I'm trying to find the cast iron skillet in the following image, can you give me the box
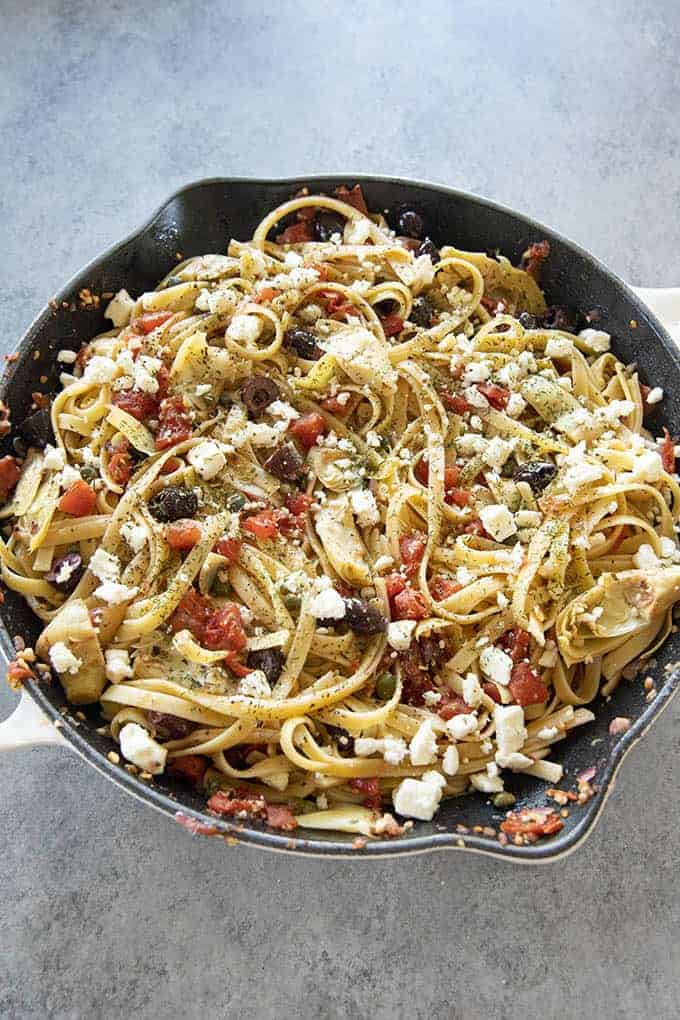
[1,176,679,860]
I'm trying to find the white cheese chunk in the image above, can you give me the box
[409,719,438,766]
[94,581,139,605]
[119,723,167,775]
[227,314,262,343]
[632,543,660,570]
[483,437,514,472]
[349,488,380,527]
[494,704,527,755]
[83,355,118,383]
[105,648,133,683]
[470,771,504,793]
[442,744,460,776]
[462,362,491,385]
[49,641,82,675]
[309,587,346,620]
[239,670,272,699]
[462,672,483,707]
[57,349,77,364]
[579,328,611,352]
[479,504,516,542]
[505,392,526,418]
[387,619,417,651]
[43,444,66,471]
[479,645,513,686]
[646,386,663,405]
[445,713,478,740]
[120,521,147,554]
[187,440,226,480]
[392,771,446,821]
[104,289,135,328]
[88,548,120,583]
[495,750,533,769]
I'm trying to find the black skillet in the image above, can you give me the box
[1,175,679,860]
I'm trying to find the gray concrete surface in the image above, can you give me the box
[1,1,679,1017]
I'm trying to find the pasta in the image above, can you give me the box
[4,184,680,841]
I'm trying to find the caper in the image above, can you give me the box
[282,592,302,611]
[226,493,246,513]
[80,464,98,482]
[492,792,516,808]
[375,673,397,700]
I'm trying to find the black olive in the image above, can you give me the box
[314,212,345,242]
[246,647,285,685]
[374,299,398,316]
[147,711,196,739]
[19,407,54,449]
[513,461,557,493]
[283,328,322,360]
[148,486,199,522]
[263,443,305,481]
[45,552,83,593]
[241,375,280,415]
[417,237,440,262]
[343,597,387,635]
[538,306,582,332]
[12,436,28,458]
[519,312,537,329]
[396,207,425,239]
[409,296,435,328]
[326,725,355,757]
[418,635,447,670]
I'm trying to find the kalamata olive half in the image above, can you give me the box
[417,237,440,262]
[513,461,557,493]
[409,296,435,328]
[263,443,305,481]
[147,711,196,739]
[45,552,83,592]
[246,647,285,685]
[314,212,345,242]
[148,486,199,522]
[283,328,322,360]
[241,374,280,415]
[343,597,387,635]
[519,312,537,329]
[418,635,447,669]
[19,407,54,449]
[396,207,425,239]
[326,725,355,757]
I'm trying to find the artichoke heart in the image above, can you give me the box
[314,494,372,586]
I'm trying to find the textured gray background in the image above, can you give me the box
[1,2,679,1018]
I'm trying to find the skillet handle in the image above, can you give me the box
[632,287,680,340]
[0,689,69,751]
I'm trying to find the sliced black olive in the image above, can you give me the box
[417,237,440,262]
[418,635,447,669]
[519,312,537,329]
[326,725,355,757]
[513,461,557,493]
[45,552,83,593]
[283,328,322,360]
[314,212,345,242]
[246,647,285,686]
[19,407,54,449]
[409,296,435,328]
[374,298,399,316]
[343,597,387,635]
[396,207,425,239]
[147,711,196,739]
[148,486,199,522]
[241,375,280,415]
[263,443,305,481]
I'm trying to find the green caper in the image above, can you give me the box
[282,592,302,611]
[492,792,516,808]
[80,465,98,482]
[375,673,397,700]
[226,493,246,512]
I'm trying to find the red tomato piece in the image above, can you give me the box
[265,804,298,831]
[393,587,429,620]
[385,572,407,600]
[415,457,429,486]
[319,290,356,318]
[463,518,491,539]
[289,412,326,448]
[349,777,381,812]
[203,603,247,652]
[278,492,313,537]
[335,184,369,215]
[380,313,404,337]
[509,662,549,706]
[445,488,471,507]
[277,221,314,244]
[7,658,34,686]
[159,456,182,475]
[132,311,174,334]
[399,531,427,578]
[500,627,531,664]
[207,790,266,818]
[58,479,97,516]
[170,589,212,640]
[477,383,510,410]
[165,519,202,551]
[155,396,193,450]
[482,681,502,703]
[112,388,159,423]
[441,392,471,414]
[242,508,280,541]
[661,427,675,473]
[500,807,564,839]
[255,287,281,303]
[108,443,133,486]
[169,754,208,786]
[437,692,468,720]
[0,455,21,495]
[215,536,242,563]
[429,576,462,601]
[321,394,351,417]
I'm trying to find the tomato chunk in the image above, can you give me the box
[380,313,404,337]
[321,394,351,417]
[385,572,406,600]
[661,427,675,473]
[165,519,202,550]
[169,754,208,786]
[132,311,174,334]
[441,392,471,414]
[108,441,133,486]
[58,479,97,516]
[155,396,193,450]
[203,604,247,653]
[170,589,211,640]
[208,789,266,818]
[278,492,313,536]
[399,531,427,578]
[112,387,158,423]
[500,627,531,664]
[349,777,381,812]
[277,221,314,244]
[476,383,510,410]
[509,662,549,706]
[393,587,429,620]
[215,536,242,563]
[437,692,468,720]
[0,455,22,496]
[255,286,281,303]
[482,681,502,703]
[445,488,471,507]
[463,518,491,539]
[265,804,298,831]
[429,576,461,601]
[500,807,564,839]
[242,508,280,541]
[335,184,369,215]
[289,412,326,448]
[7,658,34,686]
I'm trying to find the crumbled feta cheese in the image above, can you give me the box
[646,386,664,405]
[632,543,660,570]
[462,672,483,707]
[119,723,167,775]
[445,713,478,740]
[201,286,239,316]
[246,422,282,447]
[409,719,438,766]
[227,314,262,344]
[457,435,488,456]
[105,289,135,328]
[470,771,504,793]
[365,430,381,448]
[479,645,513,686]
[442,744,460,776]
[298,303,324,324]
[94,581,139,604]
[105,648,133,683]
[392,771,446,821]
[195,383,212,398]
[387,619,417,651]
[131,354,163,395]
[629,449,664,483]
[537,726,559,741]
[463,385,489,409]
[345,219,372,245]
[660,536,677,559]
[239,670,272,699]
[496,591,509,609]
[54,557,79,584]
[483,436,513,472]
[479,504,516,542]
[495,751,533,769]
[57,349,77,364]
[121,521,147,554]
[422,690,442,706]
[88,548,120,583]
[383,737,408,766]
[49,641,82,675]
[43,444,66,471]
[579,328,611,352]
[505,392,526,418]
[83,355,118,383]
[309,587,346,620]
[59,464,81,489]
[494,704,527,755]
[187,440,226,480]
[545,337,574,359]
[462,362,491,385]
[562,460,603,494]
[349,488,380,527]
[267,400,300,422]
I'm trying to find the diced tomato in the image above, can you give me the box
[58,479,96,516]
[444,466,461,489]
[132,311,174,334]
[265,804,298,831]
[482,681,502,703]
[7,658,34,687]
[393,587,429,620]
[215,536,242,563]
[156,363,170,400]
[445,488,471,507]
[289,411,326,448]
[170,588,212,640]
[349,777,381,812]
[441,391,471,414]
[169,755,208,786]
[0,455,21,496]
[223,654,252,678]
[661,427,676,473]
[160,456,182,475]
[335,184,369,215]
[509,662,549,706]
[437,692,468,720]
[255,287,281,303]
[278,492,313,537]
[277,221,314,244]
[165,519,202,551]
[520,240,550,280]
[321,394,351,417]
[155,396,193,450]
[500,628,531,664]
[203,603,247,652]
[463,518,491,539]
[385,572,406,600]
[429,575,462,601]
[108,442,133,486]
[399,531,427,578]
[380,313,404,337]
[207,789,266,818]
[414,457,429,486]
[500,807,564,839]
[112,387,159,423]
[242,508,280,541]
[319,290,356,318]
[287,492,313,517]
[476,382,510,410]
